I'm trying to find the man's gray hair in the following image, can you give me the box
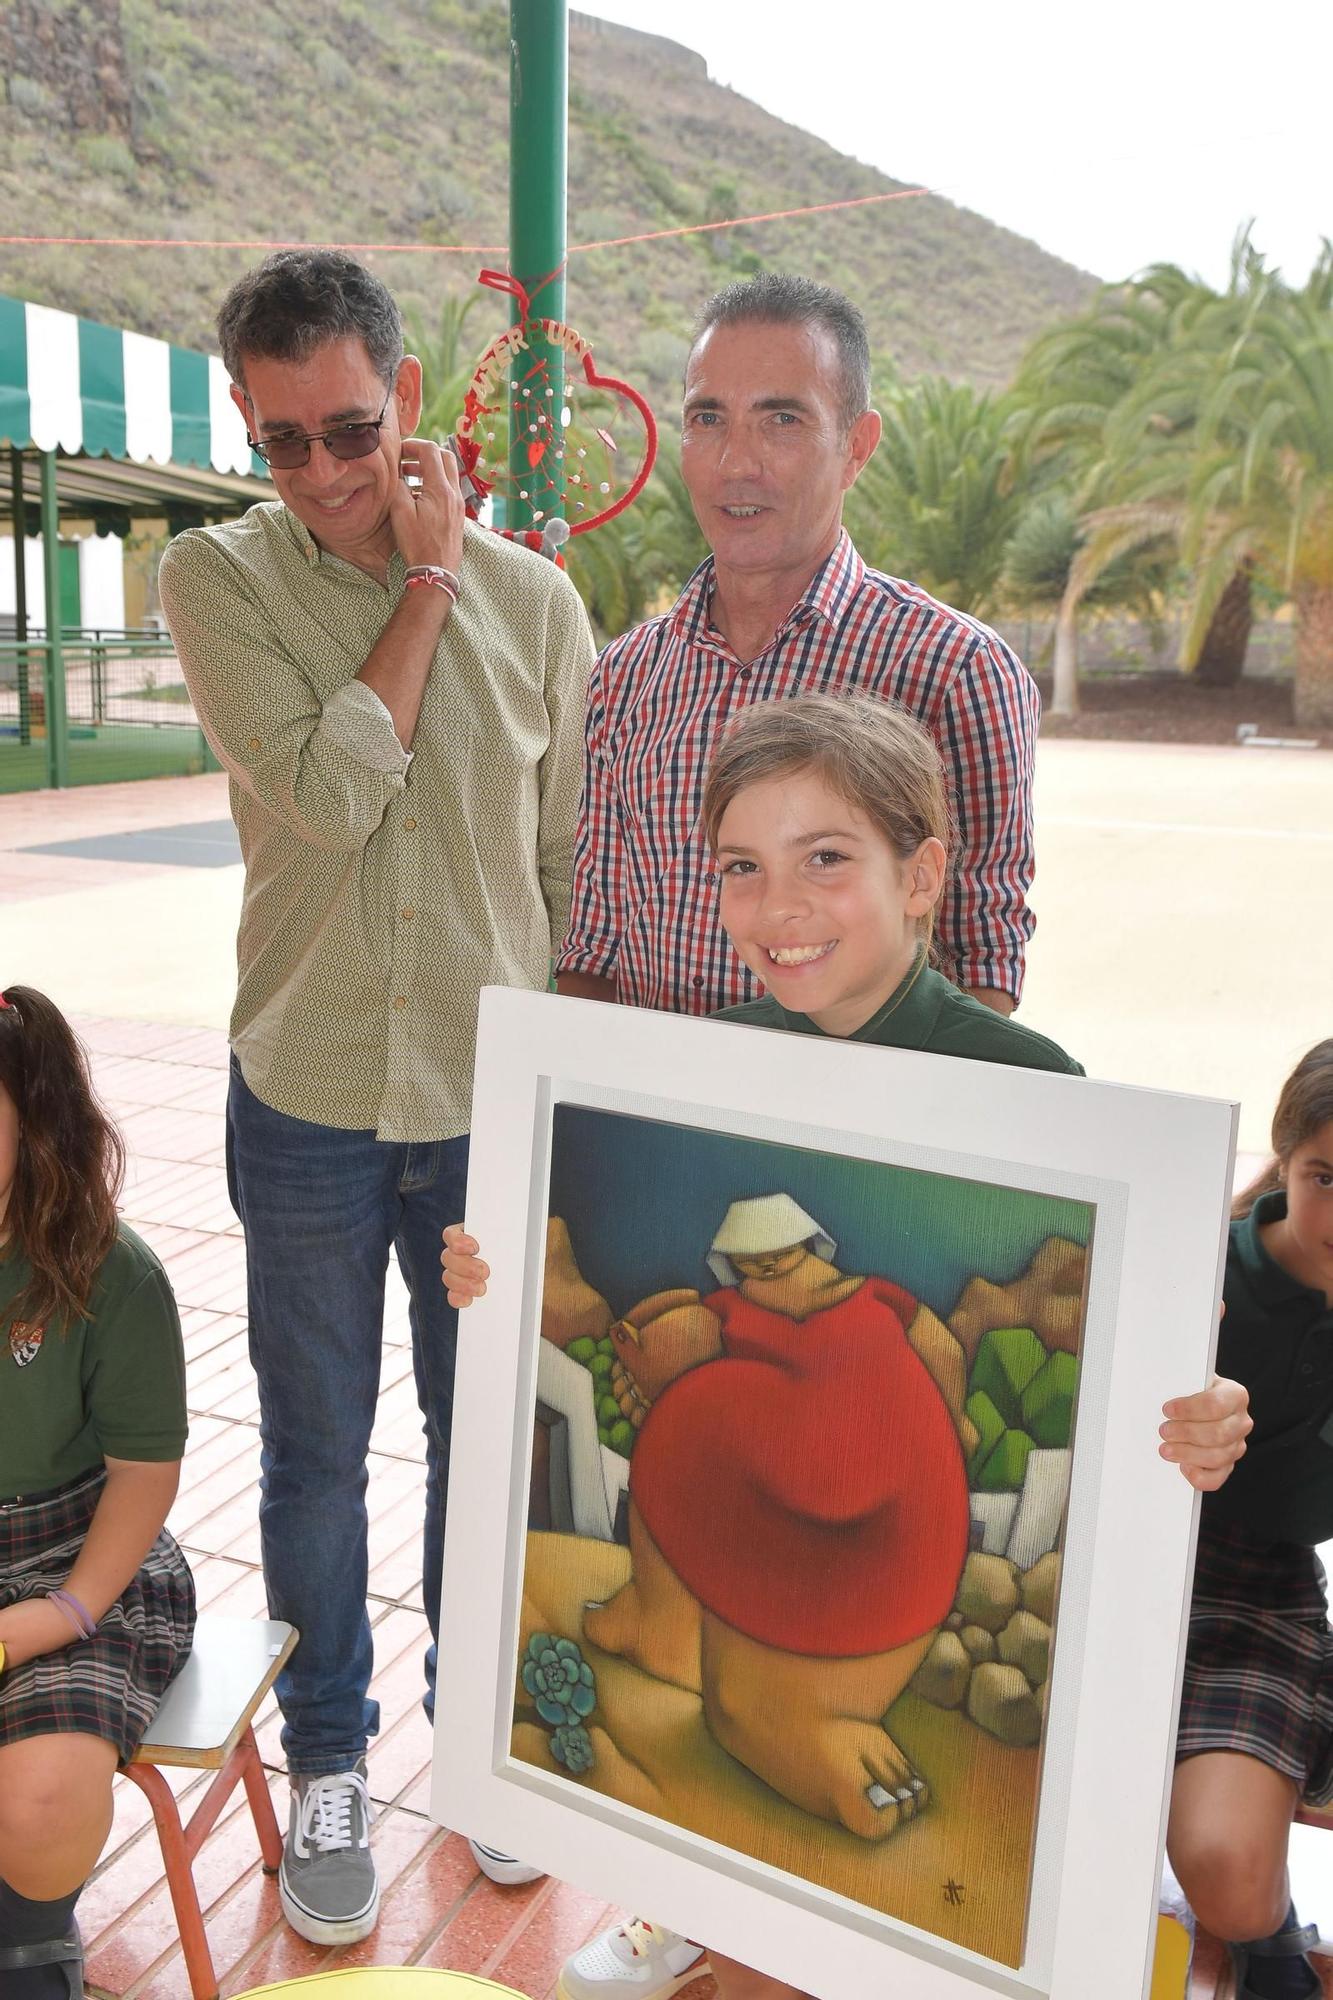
[691,273,872,431]
[217,250,404,392]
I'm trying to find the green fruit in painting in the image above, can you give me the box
[969,1327,1046,1428]
[975,1427,1035,1492]
[598,1394,621,1427]
[597,1425,612,1446]
[608,1420,634,1455]
[965,1389,1006,1464]
[597,1337,616,1356]
[1020,1351,1079,1448]
[589,1352,613,1381]
[567,1337,598,1363]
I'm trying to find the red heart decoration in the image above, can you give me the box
[526,439,547,469]
[564,346,658,536]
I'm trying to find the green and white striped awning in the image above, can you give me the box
[0,293,264,476]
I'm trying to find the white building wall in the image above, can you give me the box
[79,534,126,629]
[0,533,127,628]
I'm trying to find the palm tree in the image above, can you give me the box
[1174,274,1333,725]
[1001,493,1171,710]
[408,290,494,442]
[1009,234,1282,707]
[1064,246,1333,724]
[846,379,1022,618]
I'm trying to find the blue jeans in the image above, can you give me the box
[225,1057,468,1775]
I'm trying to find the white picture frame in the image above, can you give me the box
[432,987,1237,2000]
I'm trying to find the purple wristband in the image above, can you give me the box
[48,1587,97,1640]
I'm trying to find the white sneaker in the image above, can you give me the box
[557,1918,705,1998]
[468,1837,546,1886]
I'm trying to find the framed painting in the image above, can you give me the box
[432,988,1237,2000]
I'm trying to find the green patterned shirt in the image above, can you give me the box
[160,504,595,1142]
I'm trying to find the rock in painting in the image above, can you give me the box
[949,1236,1089,1363]
[954,1552,1020,1634]
[967,1662,1043,1747]
[998,1609,1051,1688]
[541,1217,613,1349]
[910,1629,971,1709]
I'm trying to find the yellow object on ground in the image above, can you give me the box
[1150,1914,1192,2000]
[233,1974,529,1999]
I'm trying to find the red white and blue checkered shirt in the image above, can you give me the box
[555,531,1039,1013]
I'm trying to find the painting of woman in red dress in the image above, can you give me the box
[582,1192,976,1841]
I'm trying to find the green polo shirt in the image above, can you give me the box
[1205,1190,1333,1546]
[0,1224,187,1500]
[718,952,1084,1076]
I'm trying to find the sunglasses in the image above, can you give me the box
[247,391,393,470]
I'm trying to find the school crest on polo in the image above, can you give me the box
[8,1320,44,1367]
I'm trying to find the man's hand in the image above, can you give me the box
[387,438,466,576]
[442,1223,489,1309]
[1159,1374,1252,1492]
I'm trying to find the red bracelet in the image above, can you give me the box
[404,564,459,603]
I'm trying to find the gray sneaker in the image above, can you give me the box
[279,1760,380,1944]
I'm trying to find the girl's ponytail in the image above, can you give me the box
[1232,1040,1333,1220]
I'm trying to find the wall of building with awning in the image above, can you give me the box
[0,293,271,791]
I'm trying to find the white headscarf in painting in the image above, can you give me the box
[706,1193,837,1285]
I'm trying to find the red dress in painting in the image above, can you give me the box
[629,1278,970,1658]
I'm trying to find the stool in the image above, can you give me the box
[234,1975,528,1997]
[119,1614,298,2000]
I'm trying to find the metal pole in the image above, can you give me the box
[508,0,567,534]
[39,450,68,788]
[10,446,30,746]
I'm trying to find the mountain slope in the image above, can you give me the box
[0,0,1095,405]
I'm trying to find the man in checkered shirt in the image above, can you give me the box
[555,271,1038,1023]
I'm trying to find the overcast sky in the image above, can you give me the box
[580,0,1328,291]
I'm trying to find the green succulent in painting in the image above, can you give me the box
[522,1632,597,1728]
[550,1722,596,1774]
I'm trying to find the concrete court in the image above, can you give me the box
[1,735,1329,1153]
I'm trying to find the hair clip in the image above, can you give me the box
[0,993,10,1009]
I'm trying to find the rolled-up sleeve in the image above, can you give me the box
[537,575,597,950]
[555,643,624,981]
[159,530,406,853]
[935,635,1040,1003]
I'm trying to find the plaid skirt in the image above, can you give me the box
[1176,1514,1333,1805]
[0,1468,196,1762]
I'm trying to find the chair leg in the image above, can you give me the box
[120,1763,219,2000]
[238,1726,285,1874]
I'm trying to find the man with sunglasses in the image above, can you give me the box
[158,250,593,1945]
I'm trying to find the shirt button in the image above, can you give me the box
[401,906,415,921]
[704,872,716,885]
[403,816,417,831]
[738,667,752,680]
[692,975,705,990]
[393,995,407,1010]
[248,736,262,751]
